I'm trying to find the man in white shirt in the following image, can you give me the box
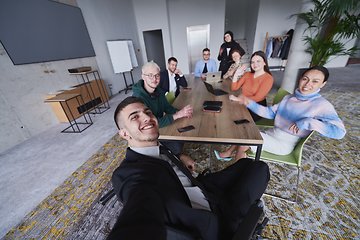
[159,57,188,97]
[108,96,270,240]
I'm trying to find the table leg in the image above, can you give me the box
[255,144,262,161]
[77,95,93,125]
[63,101,81,132]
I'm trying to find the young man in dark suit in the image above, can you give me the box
[107,96,270,240]
[159,57,188,97]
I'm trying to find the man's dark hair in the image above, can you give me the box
[203,48,210,52]
[302,66,329,82]
[114,96,144,130]
[168,57,178,63]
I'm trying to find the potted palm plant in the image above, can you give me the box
[291,0,360,67]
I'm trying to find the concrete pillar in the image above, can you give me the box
[280,0,313,93]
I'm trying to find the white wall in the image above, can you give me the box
[0,0,100,153]
[244,0,260,55]
[325,38,358,68]
[168,0,226,74]
[77,0,143,93]
[225,0,249,39]
[133,0,226,74]
[253,0,302,67]
[132,0,171,72]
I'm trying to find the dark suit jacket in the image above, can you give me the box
[108,148,219,240]
[217,42,245,77]
[159,70,187,97]
[108,148,270,240]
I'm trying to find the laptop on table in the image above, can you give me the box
[205,71,222,83]
[203,81,228,96]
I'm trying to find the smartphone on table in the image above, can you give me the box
[234,119,250,125]
[177,125,195,133]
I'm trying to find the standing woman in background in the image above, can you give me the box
[218,31,245,77]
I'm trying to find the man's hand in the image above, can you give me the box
[200,73,206,80]
[175,69,183,76]
[289,123,300,134]
[173,104,193,121]
[179,154,195,172]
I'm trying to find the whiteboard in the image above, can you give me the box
[107,40,138,73]
[127,41,138,68]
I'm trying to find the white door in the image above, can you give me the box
[187,24,210,74]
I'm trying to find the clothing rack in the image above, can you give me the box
[263,32,289,70]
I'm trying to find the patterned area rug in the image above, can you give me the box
[3,92,359,240]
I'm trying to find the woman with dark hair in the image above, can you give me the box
[229,50,274,122]
[215,66,346,161]
[217,31,245,77]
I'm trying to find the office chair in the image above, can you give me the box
[100,189,268,240]
[255,88,291,128]
[166,91,176,105]
[248,131,314,203]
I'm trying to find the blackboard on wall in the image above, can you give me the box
[107,40,138,74]
[0,0,95,65]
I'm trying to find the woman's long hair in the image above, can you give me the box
[250,51,271,75]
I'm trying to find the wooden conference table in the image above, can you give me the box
[159,75,263,161]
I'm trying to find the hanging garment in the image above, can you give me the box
[271,39,283,58]
[280,29,294,60]
[266,38,273,58]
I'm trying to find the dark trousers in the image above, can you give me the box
[198,159,270,239]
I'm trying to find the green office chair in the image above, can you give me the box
[248,131,314,203]
[166,91,176,105]
[255,88,291,128]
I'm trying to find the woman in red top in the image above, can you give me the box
[229,50,273,122]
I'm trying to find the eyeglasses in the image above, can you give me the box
[144,73,160,79]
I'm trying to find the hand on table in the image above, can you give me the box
[201,73,206,80]
[173,104,193,120]
[229,94,239,101]
[230,94,251,105]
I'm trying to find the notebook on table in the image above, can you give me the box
[203,81,228,96]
